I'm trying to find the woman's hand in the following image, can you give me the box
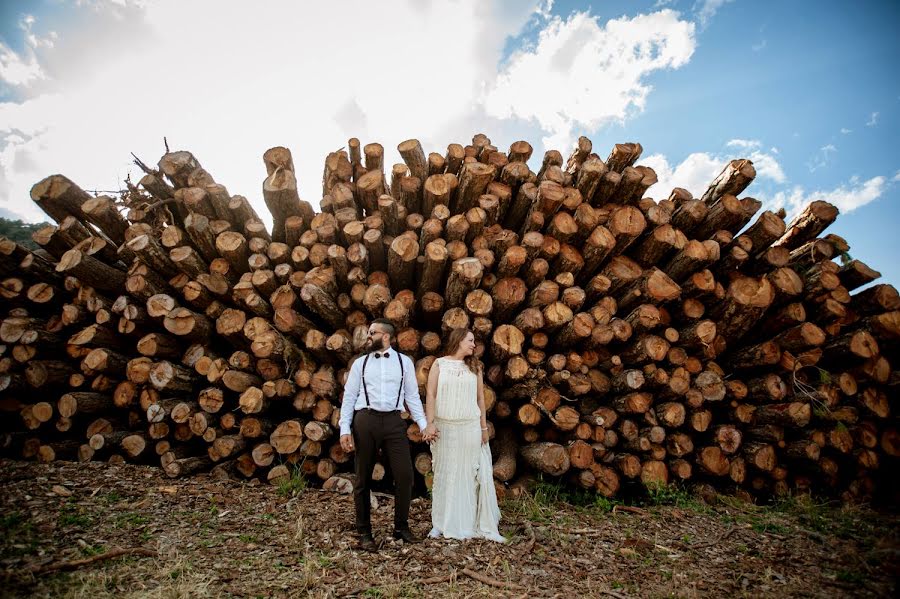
[423,423,439,443]
[481,429,489,445]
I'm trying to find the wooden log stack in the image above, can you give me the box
[1,134,897,506]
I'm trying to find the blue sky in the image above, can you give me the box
[1,0,897,285]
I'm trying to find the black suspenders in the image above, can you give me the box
[360,351,405,409]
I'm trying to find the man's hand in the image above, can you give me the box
[340,434,354,453]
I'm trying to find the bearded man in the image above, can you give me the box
[338,318,430,550]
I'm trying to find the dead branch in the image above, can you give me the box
[462,567,525,590]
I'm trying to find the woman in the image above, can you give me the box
[422,328,505,542]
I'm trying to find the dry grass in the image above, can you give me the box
[13,552,215,599]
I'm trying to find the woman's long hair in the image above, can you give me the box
[443,328,482,375]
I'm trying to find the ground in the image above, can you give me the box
[0,460,897,598]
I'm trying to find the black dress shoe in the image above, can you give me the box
[393,529,421,543]
[357,533,377,551]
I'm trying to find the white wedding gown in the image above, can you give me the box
[429,357,505,542]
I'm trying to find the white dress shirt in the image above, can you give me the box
[339,350,428,436]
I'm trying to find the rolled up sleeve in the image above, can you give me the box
[402,355,428,431]
[339,357,362,436]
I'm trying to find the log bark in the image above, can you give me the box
[773,201,839,250]
[263,167,304,243]
[520,442,570,476]
[699,159,756,206]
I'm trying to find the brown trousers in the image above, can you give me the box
[351,409,414,534]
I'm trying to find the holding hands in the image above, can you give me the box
[422,423,440,443]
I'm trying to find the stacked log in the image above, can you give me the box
[1,135,897,506]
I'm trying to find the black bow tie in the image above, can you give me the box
[373,351,390,359]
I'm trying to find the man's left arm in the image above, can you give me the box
[402,355,428,432]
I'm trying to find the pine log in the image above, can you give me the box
[774,201,839,250]
[699,159,756,206]
[520,442,570,476]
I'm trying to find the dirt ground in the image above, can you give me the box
[1,460,897,598]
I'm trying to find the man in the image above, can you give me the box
[339,318,430,551]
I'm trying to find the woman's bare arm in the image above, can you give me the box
[424,360,440,440]
[477,370,488,443]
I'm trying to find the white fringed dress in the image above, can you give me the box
[428,357,505,542]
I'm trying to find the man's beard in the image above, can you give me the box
[367,337,387,352]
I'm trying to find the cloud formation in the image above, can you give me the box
[725,139,761,150]
[807,144,837,173]
[694,0,735,29]
[768,176,887,217]
[0,15,55,88]
[484,9,695,153]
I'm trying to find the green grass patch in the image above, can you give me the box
[277,466,308,497]
[643,483,715,515]
[315,552,335,569]
[645,483,693,507]
[79,544,107,557]
[502,476,623,524]
[835,569,866,584]
[362,583,420,598]
[0,511,40,558]
[771,495,877,541]
[114,512,149,529]
[102,491,122,504]
[58,505,92,528]
[749,518,790,535]
[1,512,25,531]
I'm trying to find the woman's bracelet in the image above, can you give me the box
[481,427,488,431]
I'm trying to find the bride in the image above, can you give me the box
[422,328,505,542]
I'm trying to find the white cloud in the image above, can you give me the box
[867,111,879,127]
[0,0,545,223]
[751,38,767,52]
[0,15,56,87]
[840,127,852,134]
[726,139,762,150]
[694,0,735,28]
[806,143,837,173]
[535,0,554,19]
[748,149,786,183]
[893,170,900,182]
[767,176,887,218]
[485,9,695,152]
[642,151,725,198]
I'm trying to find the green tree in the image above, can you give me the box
[0,218,50,250]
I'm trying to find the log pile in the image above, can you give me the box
[1,134,897,505]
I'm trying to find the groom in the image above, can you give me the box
[338,318,430,551]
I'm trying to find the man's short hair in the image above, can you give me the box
[370,318,396,340]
